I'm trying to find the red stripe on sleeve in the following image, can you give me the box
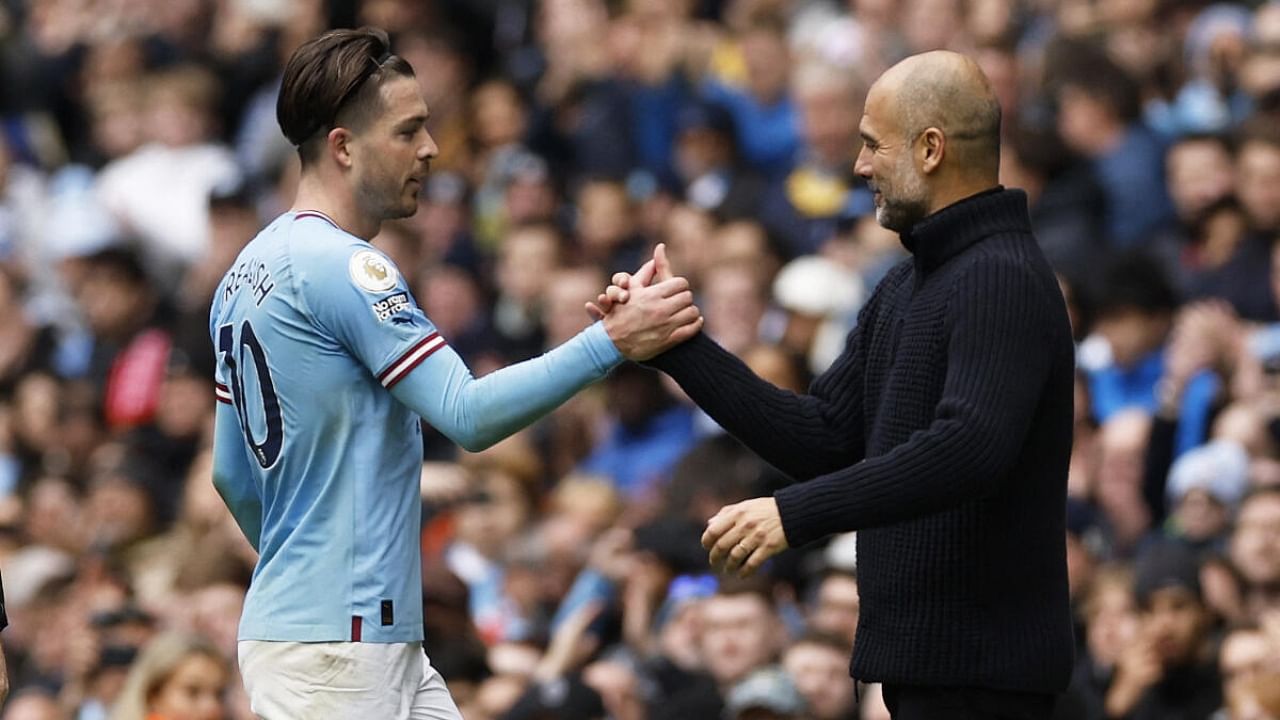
[383,339,446,390]
[376,333,440,383]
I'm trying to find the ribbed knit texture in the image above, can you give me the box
[650,188,1076,693]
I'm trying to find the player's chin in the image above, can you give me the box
[391,190,420,218]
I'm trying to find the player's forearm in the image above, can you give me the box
[212,406,263,550]
[212,470,263,551]
[394,322,623,451]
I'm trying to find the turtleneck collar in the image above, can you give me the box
[898,186,1033,273]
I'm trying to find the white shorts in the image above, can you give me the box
[238,640,462,720]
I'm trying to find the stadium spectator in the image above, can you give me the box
[1230,488,1280,619]
[1104,542,1221,719]
[782,630,857,720]
[109,633,228,720]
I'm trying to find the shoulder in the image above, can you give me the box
[285,216,369,273]
[285,220,407,307]
[866,258,914,301]
[948,241,1063,317]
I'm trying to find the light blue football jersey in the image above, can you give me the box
[210,210,439,643]
[211,210,623,644]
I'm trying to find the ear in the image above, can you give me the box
[328,127,355,169]
[918,127,945,175]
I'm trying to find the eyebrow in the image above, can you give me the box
[396,113,429,129]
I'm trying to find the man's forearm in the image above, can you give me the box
[393,322,623,452]
[648,332,864,480]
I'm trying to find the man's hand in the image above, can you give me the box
[1104,626,1163,718]
[593,244,701,360]
[701,497,789,577]
[587,244,674,319]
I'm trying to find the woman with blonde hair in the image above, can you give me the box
[110,633,228,720]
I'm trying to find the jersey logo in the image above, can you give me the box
[348,250,398,293]
[371,292,411,322]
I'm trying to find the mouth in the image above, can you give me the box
[407,167,430,187]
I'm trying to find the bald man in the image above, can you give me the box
[595,52,1075,719]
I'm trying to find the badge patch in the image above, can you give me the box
[371,292,411,322]
[348,250,398,293]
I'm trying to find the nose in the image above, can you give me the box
[854,145,872,179]
[419,129,439,161]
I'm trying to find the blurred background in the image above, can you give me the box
[0,0,1279,718]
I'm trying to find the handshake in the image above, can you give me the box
[587,243,703,361]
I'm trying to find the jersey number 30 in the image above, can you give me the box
[218,321,284,468]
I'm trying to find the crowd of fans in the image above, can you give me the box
[1,0,1279,718]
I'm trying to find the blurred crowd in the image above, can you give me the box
[1,0,1279,718]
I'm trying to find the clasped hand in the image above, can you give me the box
[586,243,703,361]
[589,252,788,576]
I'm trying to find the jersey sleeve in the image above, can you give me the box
[294,239,443,385]
[208,280,261,549]
[212,401,263,551]
[292,231,623,452]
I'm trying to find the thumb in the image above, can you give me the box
[632,259,657,287]
[654,243,674,282]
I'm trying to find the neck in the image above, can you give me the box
[293,170,380,240]
[926,179,1000,216]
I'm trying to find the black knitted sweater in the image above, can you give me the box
[650,187,1076,693]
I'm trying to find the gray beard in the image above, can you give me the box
[876,196,928,234]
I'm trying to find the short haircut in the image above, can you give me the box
[787,629,852,654]
[277,27,416,165]
[1239,485,1280,511]
[1237,113,1280,153]
[1047,38,1142,123]
[85,247,149,287]
[147,65,220,116]
[1170,132,1234,156]
[1092,251,1179,318]
[714,574,777,609]
[896,62,1002,178]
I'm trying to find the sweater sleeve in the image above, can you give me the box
[773,256,1056,547]
[646,273,894,480]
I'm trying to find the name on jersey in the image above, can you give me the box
[223,261,276,307]
[371,292,411,322]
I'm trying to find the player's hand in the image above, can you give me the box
[587,244,673,319]
[702,497,788,577]
[600,272,702,361]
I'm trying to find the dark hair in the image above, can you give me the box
[1092,252,1179,318]
[85,247,149,286]
[1239,485,1280,511]
[1237,113,1280,153]
[1048,39,1142,124]
[787,629,853,654]
[277,27,416,165]
[714,575,777,608]
[1170,132,1235,157]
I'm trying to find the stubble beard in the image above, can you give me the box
[358,171,420,222]
[875,159,929,234]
